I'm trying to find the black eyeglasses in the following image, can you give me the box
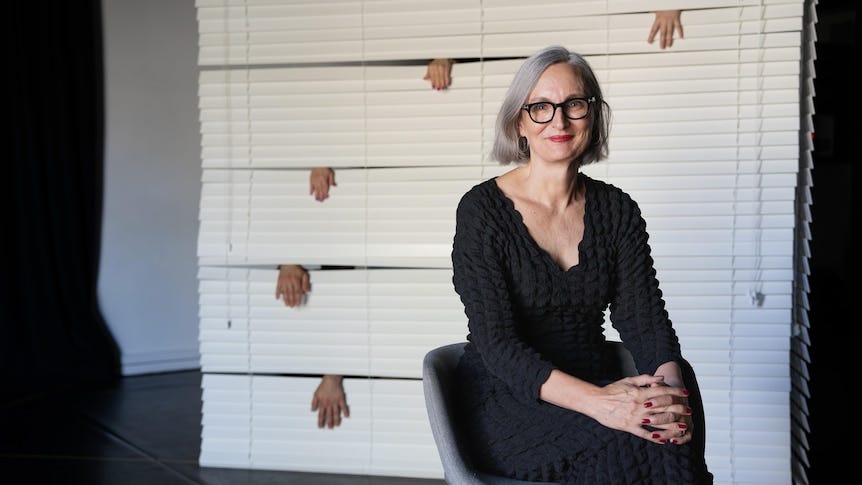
[521,96,596,124]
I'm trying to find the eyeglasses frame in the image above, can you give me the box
[521,96,596,124]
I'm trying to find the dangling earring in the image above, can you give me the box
[518,136,529,156]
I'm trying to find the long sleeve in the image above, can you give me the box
[451,188,555,403]
[450,178,713,484]
[608,192,682,374]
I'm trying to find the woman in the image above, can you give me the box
[451,45,713,484]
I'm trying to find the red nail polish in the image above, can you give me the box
[682,389,689,396]
[686,407,693,414]
[642,418,651,424]
[659,439,667,444]
[671,439,679,444]
[644,402,653,408]
[652,433,661,439]
[678,423,688,429]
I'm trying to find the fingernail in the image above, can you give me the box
[671,439,679,444]
[678,423,688,429]
[682,389,689,396]
[659,439,667,444]
[652,433,660,439]
[686,407,693,414]
[642,418,651,424]
[644,402,653,408]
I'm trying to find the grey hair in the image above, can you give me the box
[490,45,611,168]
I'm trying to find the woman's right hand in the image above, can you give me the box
[592,374,693,445]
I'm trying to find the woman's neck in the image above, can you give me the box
[519,161,579,209]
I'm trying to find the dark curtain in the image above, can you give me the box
[3,0,120,401]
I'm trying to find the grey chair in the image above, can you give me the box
[422,341,637,485]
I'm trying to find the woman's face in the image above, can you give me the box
[518,62,590,166]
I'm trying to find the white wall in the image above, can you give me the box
[99,0,201,374]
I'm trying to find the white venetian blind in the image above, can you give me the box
[195,1,812,483]
[200,374,438,476]
[198,267,466,376]
[790,1,816,483]
[197,1,365,64]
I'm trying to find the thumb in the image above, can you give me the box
[629,374,665,387]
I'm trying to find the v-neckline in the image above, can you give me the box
[491,176,590,274]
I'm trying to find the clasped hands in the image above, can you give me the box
[596,374,693,445]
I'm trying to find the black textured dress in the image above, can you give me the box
[451,175,713,484]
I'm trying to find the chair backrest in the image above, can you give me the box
[422,341,637,485]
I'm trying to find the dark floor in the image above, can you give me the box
[0,370,445,485]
